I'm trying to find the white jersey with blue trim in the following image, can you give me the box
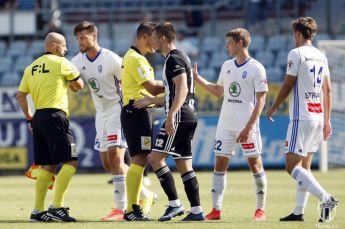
[217,57,268,131]
[286,45,330,121]
[71,48,123,114]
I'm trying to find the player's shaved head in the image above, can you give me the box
[44,32,67,56]
[44,32,65,51]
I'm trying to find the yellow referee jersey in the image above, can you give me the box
[121,47,154,106]
[18,53,79,116]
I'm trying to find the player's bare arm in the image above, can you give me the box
[192,63,223,97]
[142,79,165,96]
[68,77,84,92]
[267,75,296,118]
[322,75,332,140]
[134,92,165,108]
[237,92,266,143]
[166,73,188,136]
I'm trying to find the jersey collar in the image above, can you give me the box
[234,57,251,68]
[131,46,143,56]
[166,49,178,58]
[86,48,102,62]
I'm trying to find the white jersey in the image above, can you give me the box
[71,48,123,114]
[217,58,268,131]
[286,45,330,121]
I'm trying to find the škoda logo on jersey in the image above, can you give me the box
[88,78,100,92]
[229,82,241,97]
[228,82,242,103]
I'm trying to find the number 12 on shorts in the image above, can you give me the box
[214,140,222,151]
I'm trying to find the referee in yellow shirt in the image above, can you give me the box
[121,22,164,221]
[16,32,84,222]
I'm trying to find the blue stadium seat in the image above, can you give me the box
[193,53,209,69]
[249,35,265,53]
[275,51,288,69]
[97,23,111,41]
[0,41,7,57]
[199,68,217,81]
[266,67,284,83]
[266,35,287,52]
[6,41,28,58]
[0,72,21,86]
[314,33,331,42]
[14,56,34,74]
[286,36,295,50]
[202,36,222,55]
[99,37,113,50]
[209,50,229,70]
[255,50,274,68]
[28,40,44,58]
[114,39,133,56]
[0,57,12,75]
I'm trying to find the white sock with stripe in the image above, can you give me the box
[291,166,330,201]
[253,170,267,210]
[293,184,309,215]
[113,174,127,211]
[211,171,226,211]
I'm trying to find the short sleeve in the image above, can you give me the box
[217,61,227,86]
[324,57,330,78]
[111,53,122,81]
[254,64,268,92]
[61,57,80,81]
[18,68,30,93]
[166,55,186,78]
[130,57,154,85]
[286,49,300,77]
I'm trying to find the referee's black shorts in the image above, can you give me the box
[120,100,152,157]
[32,108,77,165]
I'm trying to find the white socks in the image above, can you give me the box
[113,174,127,211]
[140,183,152,198]
[253,170,267,210]
[291,166,330,201]
[294,184,309,215]
[211,171,226,210]
[191,206,203,214]
[169,199,182,208]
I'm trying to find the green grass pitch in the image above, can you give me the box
[0,169,344,229]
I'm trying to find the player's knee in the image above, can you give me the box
[111,155,124,167]
[215,156,229,171]
[102,160,111,172]
[148,153,164,170]
[131,154,148,167]
[148,154,157,168]
[66,160,79,169]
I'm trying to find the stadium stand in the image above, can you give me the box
[0,0,344,88]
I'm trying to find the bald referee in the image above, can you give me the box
[16,32,84,222]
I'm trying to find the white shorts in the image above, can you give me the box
[285,120,323,156]
[94,105,127,152]
[214,128,262,158]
